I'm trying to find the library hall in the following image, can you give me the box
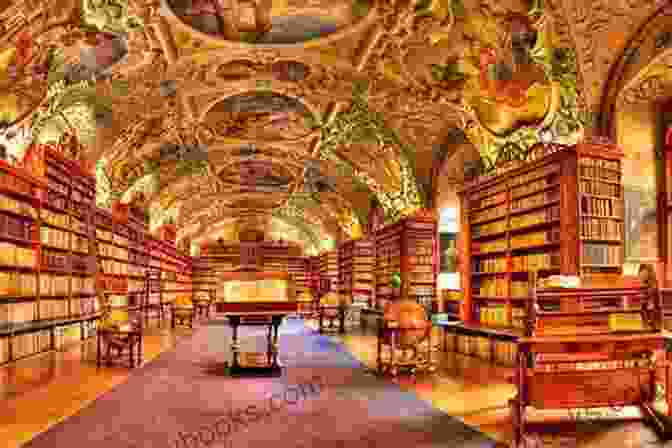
[3,0,672,447]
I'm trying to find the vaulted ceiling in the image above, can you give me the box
[0,0,670,253]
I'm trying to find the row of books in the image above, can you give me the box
[71,234,89,254]
[409,285,434,295]
[409,242,433,256]
[0,338,7,363]
[12,330,51,360]
[475,277,507,297]
[579,179,620,197]
[444,300,460,316]
[510,229,560,249]
[1,213,33,242]
[510,190,559,212]
[509,206,560,229]
[98,242,128,260]
[46,191,67,211]
[511,176,558,199]
[0,167,34,197]
[70,296,98,316]
[579,196,623,217]
[469,191,506,210]
[511,280,530,297]
[39,299,68,319]
[96,229,112,241]
[101,259,128,275]
[409,266,434,281]
[40,274,71,296]
[0,243,35,267]
[0,193,37,219]
[0,301,36,324]
[54,324,82,350]
[579,157,620,181]
[533,359,651,372]
[72,276,95,294]
[40,226,69,250]
[471,206,506,224]
[582,243,623,266]
[473,219,507,237]
[42,209,68,228]
[45,251,93,272]
[580,217,623,240]
[71,188,92,205]
[447,334,518,366]
[71,218,90,236]
[511,251,560,271]
[474,238,507,254]
[0,272,37,296]
[128,252,148,266]
[511,307,525,329]
[510,162,559,188]
[97,275,127,292]
[473,257,506,273]
[476,305,508,326]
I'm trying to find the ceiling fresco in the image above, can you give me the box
[204,91,315,141]
[0,0,664,249]
[165,0,372,44]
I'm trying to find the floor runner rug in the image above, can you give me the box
[23,319,500,448]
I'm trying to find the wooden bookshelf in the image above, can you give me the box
[319,250,339,294]
[288,256,309,297]
[308,255,320,294]
[374,212,437,309]
[338,238,374,307]
[459,142,624,332]
[0,144,100,365]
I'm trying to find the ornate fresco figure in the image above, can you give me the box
[468,14,554,137]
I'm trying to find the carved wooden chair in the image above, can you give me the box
[193,290,214,320]
[172,295,195,328]
[96,295,143,368]
[318,292,348,334]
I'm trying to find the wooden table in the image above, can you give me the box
[220,310,293,377]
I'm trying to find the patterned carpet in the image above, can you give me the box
[23,319,501,448]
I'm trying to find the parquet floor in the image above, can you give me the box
[0,317,667,448]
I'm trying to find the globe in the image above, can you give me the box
[382,299,430,347]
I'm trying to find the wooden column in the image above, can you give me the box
[458,192,472,322]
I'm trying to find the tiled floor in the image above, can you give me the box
[0,317,668,448]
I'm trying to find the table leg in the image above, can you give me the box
[230,317,240,370]
[271,317,281,369]
[339,307,345,334]
[319,308,324,334]
[96,333,101,367]
[138,333,143,366]
[266,323,273,366]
